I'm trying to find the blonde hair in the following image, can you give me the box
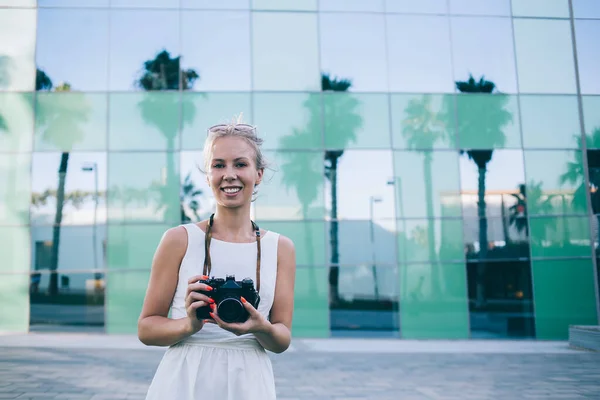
[202,114,269,174]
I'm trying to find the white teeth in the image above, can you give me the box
[224,187,241,193]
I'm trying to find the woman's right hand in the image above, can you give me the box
[184,275,215,334]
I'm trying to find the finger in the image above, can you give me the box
[241,297,259,315]
[187,275,209,285]
[203,319,216,324]
[188,291,214,304]
[186,282,214,296]
[187,300,208,313]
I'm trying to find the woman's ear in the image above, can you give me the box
[256,168,264,186]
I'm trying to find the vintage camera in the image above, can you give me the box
[196,275,260,323]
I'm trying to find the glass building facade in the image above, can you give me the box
[1,0,599,340]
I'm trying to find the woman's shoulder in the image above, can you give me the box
[273,233,295,257]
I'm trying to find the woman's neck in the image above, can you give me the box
[211,206,255,242]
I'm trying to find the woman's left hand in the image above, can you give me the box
[205,297,271,336]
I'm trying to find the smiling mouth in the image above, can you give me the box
[221,187,242,194]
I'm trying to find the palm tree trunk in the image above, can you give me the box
[476,165,488,308]
[501,195,510,245]
[49,152,69,296]
[166,137,177,222]
[423,152,442,297]
[327,153,340,305]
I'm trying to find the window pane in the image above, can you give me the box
[107,152,180,224]
[107,224,170,271]
[0,274,28,333]
[180,151,216,223]
[449,0,511,16]
[328,220,397,266]
[391,94,455,150]
[520,95,580,149]
[39,0,109,6]
[588,150,600,216]
[583,96,600,148]
[0,9,36,91]
[0,92,33,153]
[400,263,469,339]
[292,267,329,338]
[182,0,249,9]
[385,0,447,14]
[256,151,325,220]
[181,11,250,91]
[529,216,591,258]
[451,17,517,93]
[35,93,108,152]
[324,93,390,150]
[467,260,535,338]
[31,153,106,227]
[394,150,461,219]
[511,0,569,18]
[320,13,387,92]
[524,150,588,215]
[398,218,464,263]
[326,150,395,220]
[252,0,316,11]
[460,150,525,219]
[0,227,30,274]
[254,93,322,151]
[109,10,179,91]
[573,0,600,18]
[36,9,109,91]
[108,93,179,151]
[531,258,598,339]
[111,0,178,7]
[0,0,36,5]
[181,92,252,151]
[320,0,383,12]
[456,94,521,149]
[575,20,600,95]
[0,153,31,225]
[105,269,150,334]
[514,19,577,94]
[252,12,319,91]
[387,16,453,93]
[331,264,398,337]
[464,216,530,262]
[30,271,105,329]
[256,220,326,266]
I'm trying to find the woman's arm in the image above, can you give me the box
[137,227,211,347]
[252,235,296,353]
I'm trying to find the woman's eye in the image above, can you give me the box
[212,164,223,169]
[236,163,247,168]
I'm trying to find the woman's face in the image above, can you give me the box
[207,136,263,209]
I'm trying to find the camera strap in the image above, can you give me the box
[203,213,261,292]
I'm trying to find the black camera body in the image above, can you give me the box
[196,275,260,324]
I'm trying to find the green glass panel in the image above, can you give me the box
[253,93,322,150]
[520,95,580,149]
[324,93,390,150]
[393,150,461,219]
[256,220,326,267]
[252,12,320,91]
[253,0,317,10]
[583,96,600,148]
[0,153,31,225]
[292,267,329,338]
[513,19,577,94]
[0,92,33,152]
[107,224,171,270]
[511,0,569,17]
[385,0,447,13]
[255,151,324,220]
[109,92,180,151]
[0,8,36,91]
[398,219,464,263]
[181,92,252,150]
[524,150,588,215]
[391,94,455,150]
[575,20,600,95]
[107,152,180,224]
[0,274,29,333]
[456,94,521,149]
[333,220,397,266]
[0,227,30,274]
[35,92,108,151]
[105,269,150,334]
[529,216,592,258]
[399,263,469,339]
[532,258,598,340]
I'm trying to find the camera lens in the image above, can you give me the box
[217,297,246,323]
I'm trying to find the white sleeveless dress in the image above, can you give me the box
[145,223,280,400]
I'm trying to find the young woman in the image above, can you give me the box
[138,121,297,400]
